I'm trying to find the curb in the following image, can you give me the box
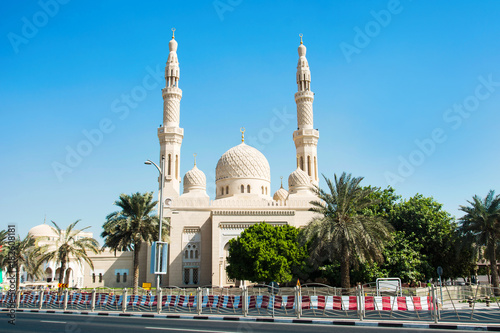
[3,309,500,331]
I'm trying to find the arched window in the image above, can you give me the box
[168,154,172,176]
[190,250,193,259]
[241,185,244,193]
[265,187,268,195]
[247,185,250,193]
[221,187,224,196]
[99,273,103,283]
[185,250,189,259]
[123,273,127,283]
[314,156,317,181]
[175,155,179,179]
[261,186,264,194]
[92,273,96,283]
[225,186,229,195]
[195,250,199,259]
[307,156,311,176]
[116,273,120,283]
[300,156,304,171]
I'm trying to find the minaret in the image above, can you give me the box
[293,34,319,186]
[158,28,184,197]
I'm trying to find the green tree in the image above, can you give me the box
[226,222,307,284]
[382,231,425,283]
[36,221,99,292]
[362,186,401,218]
[301,173,393,289]
[0,234,45,290]
[389,194,456,280]
[459,190,500,293]
[102,192,169,294]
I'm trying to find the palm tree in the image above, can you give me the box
[459,190,500,294]
[0,234,45,290]
[0,230,7,246]
[301,173,393,290]
[36,220,100,292]
[102,192,169,294]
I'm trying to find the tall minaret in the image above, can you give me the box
[293,34,319,186]
[158,28,184,197]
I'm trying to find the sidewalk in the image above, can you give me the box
[3,308,500,331]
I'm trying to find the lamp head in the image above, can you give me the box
[144,161,152,165]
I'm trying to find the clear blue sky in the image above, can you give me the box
[1,0,499,244]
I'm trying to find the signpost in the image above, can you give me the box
[437,266,443,306]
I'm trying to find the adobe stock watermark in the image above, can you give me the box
[7,0,71,54]
[339,0,410,63]
[213,0,242,21]
[51,64,164,182]
[384,74,500,185]
[6,225,17,325]
[245,106,294,152]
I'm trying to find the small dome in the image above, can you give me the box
[183,165,206,190]
[28,224,56,238]
[216,143,270,182]
[288,167,310,188]
[273,187,289,201]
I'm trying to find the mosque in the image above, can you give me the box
[22,32,321,289]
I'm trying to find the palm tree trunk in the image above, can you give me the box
[15,262,20,291]
[133,241,141,295]
[58,258,66,295]
[490,240,499,296]
[340,245,350,292]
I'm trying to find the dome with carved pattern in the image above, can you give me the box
[216,143,270,182]
[273,187,289,201]
[288,167,310,188]
[183,165,206,191]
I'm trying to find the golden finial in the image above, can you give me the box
[193,153,197,166]
[280,176,283,188]
[299,33,303,45]
[240,127,246,143]
[172,28,176,39]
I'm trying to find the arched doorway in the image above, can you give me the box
[45,267,53,282]
[64,268,72,286]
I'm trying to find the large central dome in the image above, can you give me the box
[216,143,271,182]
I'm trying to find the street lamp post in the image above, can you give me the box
[145,156,165,291]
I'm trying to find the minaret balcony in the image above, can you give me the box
[293,128,319,141]
[294,90,314,99]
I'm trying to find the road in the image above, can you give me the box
[0,312,475,333]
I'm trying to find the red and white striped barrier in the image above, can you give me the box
[127,295,157,307]
[201,295,242,309]
[302,296,357,310]
[248,295,295,309]
[161,295,196,308]
[68,293,91,306]
[364,296,434,311]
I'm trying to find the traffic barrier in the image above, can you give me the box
[364,296,434,311]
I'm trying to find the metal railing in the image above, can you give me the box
[2,284,499,323]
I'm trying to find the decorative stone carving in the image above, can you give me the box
[273,187,289,201]
[215,143,270,182]
[288,167,311,188]
[183,165,206,190]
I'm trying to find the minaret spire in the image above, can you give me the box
[158,30,184,197]
[293,34,319,186]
